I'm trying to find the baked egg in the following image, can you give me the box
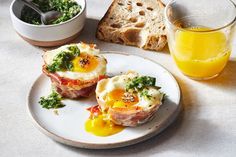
[43,42,107,81]
[96,72,163,109]
[85,72,164,137]
[42,42,107,99]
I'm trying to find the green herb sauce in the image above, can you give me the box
[46,45,80,73]
[39,91,65,109]
[126,76,156,91]
[126,76,162,99]
[21,0,81,25]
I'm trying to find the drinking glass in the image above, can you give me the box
[164,0,236,80]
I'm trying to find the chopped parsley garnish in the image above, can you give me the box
[21,0,81,25]
[126,76,156,91]
[46,45,80,73]
[39,91,65,109]
[126,76,161,99]
[68,44,80,55]
[140,89,152,99]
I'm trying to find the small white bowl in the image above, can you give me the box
[10,0,86,47]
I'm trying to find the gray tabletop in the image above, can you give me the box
[1,0,236,157]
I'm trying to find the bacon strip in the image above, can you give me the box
[108,105,159,127]
[42,65,107,99]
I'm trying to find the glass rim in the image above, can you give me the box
[164,0,236,33]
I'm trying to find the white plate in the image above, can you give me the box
[27,52,181,149]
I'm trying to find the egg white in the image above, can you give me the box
[96,72,164,110]
[43,43,106,80]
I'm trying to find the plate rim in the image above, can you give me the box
[27,51,182,149]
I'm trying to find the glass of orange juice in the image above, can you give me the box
[164,0,236,80]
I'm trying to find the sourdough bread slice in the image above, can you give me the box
[96,0,167,51]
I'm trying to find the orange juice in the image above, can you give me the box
[170,27,230,79]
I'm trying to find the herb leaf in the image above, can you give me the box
[140,89,152,99]
[161,93,167,103]
[68,45,80,56]
[39,92,65,109]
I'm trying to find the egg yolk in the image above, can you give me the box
[85,105,124,137]
[106,89,139,108]
[72,53,98,72]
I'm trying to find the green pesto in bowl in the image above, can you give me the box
[20,0,81,25]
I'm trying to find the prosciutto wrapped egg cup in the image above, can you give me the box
[95,72,164,127]
[42,43,107,99]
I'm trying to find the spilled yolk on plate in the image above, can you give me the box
[85,89,140,137]
[85,105,124,137]
[72,53,98,73]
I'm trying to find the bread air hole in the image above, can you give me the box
[118,2,124,6]
[118,37,124,44]
[135,22,145,28]
[129,17,137,23]
[124,29,140,43]
[110,23,121,28]
[139,11,145,16]
[147,7,153,11]
[136,2,143,6]
[158,26,166,30]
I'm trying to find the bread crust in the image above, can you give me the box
[96,0,167,51]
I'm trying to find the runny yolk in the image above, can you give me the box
[85,105,124,137]
[72,53,98,73]
[106,89,139,108]
[85,90,138,137]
